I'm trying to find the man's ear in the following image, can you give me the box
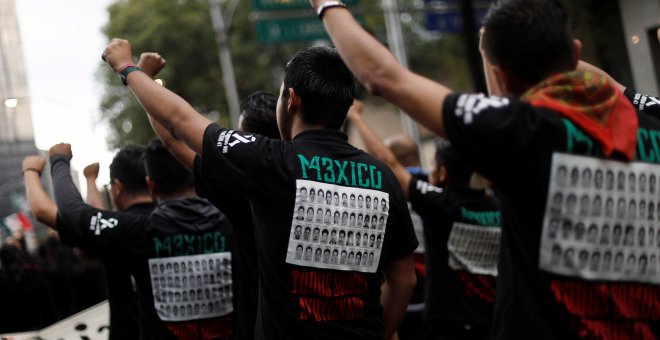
[113,178,124,196]
[287,88,301,115]
[491,65,512,95]
[146,176,157,195]
[571,39,583,70]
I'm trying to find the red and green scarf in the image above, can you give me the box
[521,70,638,160]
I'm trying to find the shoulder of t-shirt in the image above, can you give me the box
[442,92,563,124]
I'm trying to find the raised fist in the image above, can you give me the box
[22,155,47,174]
[48,143,73,160]
[138,52,167,79]
[83,162,100,179]
[102,38,135,73]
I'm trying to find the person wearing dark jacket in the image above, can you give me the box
[49,138,235,340]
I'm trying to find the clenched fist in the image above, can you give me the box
[102,38,135,73]
[48,143,73,160]
[83,162,100,180]
[22,155,47,174]
[138,52,166,79]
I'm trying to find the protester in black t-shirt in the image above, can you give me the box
[139,51,280,339]
[49,139,235,340]
[101,41,418,339]
[22,150,151,340]
[349,101,501,339]
[312,0,660,338]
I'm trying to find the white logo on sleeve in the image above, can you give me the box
[216,130,256,154]
[416,180,443,195]
[633,94,660,111]
[455,94,510,124]
[89,212,118,235]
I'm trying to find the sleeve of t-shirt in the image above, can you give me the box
[623,88,660,116]
[193,155,210,199]
[55,214,85,249]
[407,179,446,217]
[383,175,419,263]
[442,93,558,181]
[199,123,291,197]
[50,156,146,255]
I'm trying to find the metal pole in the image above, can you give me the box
[209,0,241,129]
[381,0,422,152]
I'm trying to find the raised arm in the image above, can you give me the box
[102,40,212,154]
[381,254,416,340]
[311,3,451,137]
[137,52,196,171]
[83,162,107,210]
[49,144,90,228]
[22,156,57,227]
[347,101,412,197]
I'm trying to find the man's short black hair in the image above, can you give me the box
[482,0,574,88]
[143,138,194,195]
[283,46,356,129]
[240,91,280,139]
[435,138,471,186]
[110,145,149,195]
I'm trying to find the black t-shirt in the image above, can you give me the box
[443,93,660,339]
[51,156,235,340]
[56,199,153,340]
[624,88,660,117]
[408,179,501,330]
[198,124,418,339]
[193,156,258,340]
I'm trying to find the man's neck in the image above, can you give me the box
[156,187,198,203]
[290,116,328,139]
[122,195,153,210]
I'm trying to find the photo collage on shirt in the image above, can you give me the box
[150,252,233,322]
[447,222,501,276]
[285,179,390,273]
[540,153,660,283]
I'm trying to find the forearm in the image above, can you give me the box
[125,70,211,154]
[381,254,416,339]
[50,156,89,226]
[351,115,412,196]
[321,9,450,136]
[23,172,58,227]
[85,178,106,210]
[147,114,195,172]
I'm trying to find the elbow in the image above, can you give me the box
[33,207,57,228]
[360,60,405,99]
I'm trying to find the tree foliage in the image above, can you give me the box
[99,0,476,148]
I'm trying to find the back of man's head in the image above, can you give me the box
[482,0,574,89]
[283,46,356,129]
[239,91,280,139]
[143,138,194,196]
[384,133,421,167]
[435,139,471,186]
[110,145,149,196]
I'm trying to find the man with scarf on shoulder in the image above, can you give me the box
[310,0,660,338]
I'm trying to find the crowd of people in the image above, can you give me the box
[2,0,660,338]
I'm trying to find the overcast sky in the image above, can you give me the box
[16,0,116,185]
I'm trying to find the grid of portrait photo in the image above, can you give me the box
[447,222,501,276]
[540,153,660,283]
[149,252,233,322]
[285,180,389,273]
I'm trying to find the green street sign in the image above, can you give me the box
[252,0,357,11]
[256,14,364,44]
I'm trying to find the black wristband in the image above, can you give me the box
[23,168,41,176]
